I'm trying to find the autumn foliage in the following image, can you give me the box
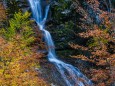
[0,0,114,86]
[69,0,115,85]
[0,8,47,85]
[0,2,7,26]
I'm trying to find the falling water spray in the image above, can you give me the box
[28,0,93,86]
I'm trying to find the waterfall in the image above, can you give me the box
[28,0,93,86]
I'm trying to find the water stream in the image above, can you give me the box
[28,0,93,86]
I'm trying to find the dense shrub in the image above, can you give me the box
[0,11,48,86]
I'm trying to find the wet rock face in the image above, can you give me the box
[46,0,76,50]
[17,0,30,12]
[18,0,52,18]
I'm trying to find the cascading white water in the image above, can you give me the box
[28,0,93,86]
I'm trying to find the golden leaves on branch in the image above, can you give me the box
[71,55,89,61]
[0,11,48,85]
[0,35,47,86]
[69,42,88,50]
[91,69,109,83]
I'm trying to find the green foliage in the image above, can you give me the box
[56,21,74,37]
[53,21,74,48]
[0,11,35,45]
[87,28,109,48]
[51,0,73,22]
[87,37,108,48]
[0,10,47,86]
